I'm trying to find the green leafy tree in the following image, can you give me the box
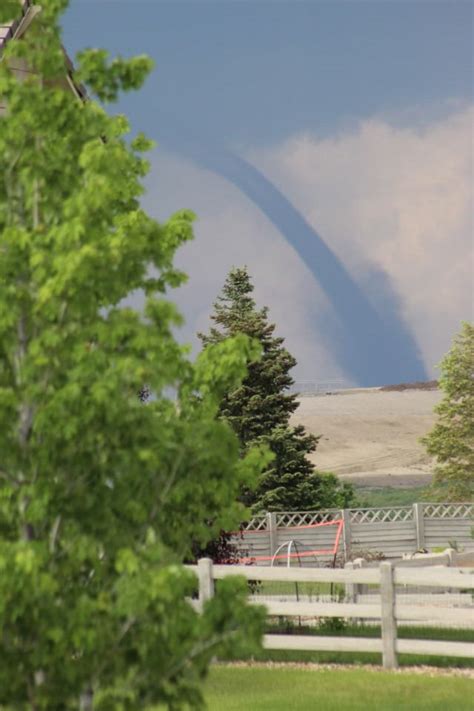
[199,267,354,513]
[421,322,474,501]
[0,2,269,707]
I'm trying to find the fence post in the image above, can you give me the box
[446,548,456,567]
[380,561,398,669]
[342,508,352,561]
[198,558,214,608]
[413,503,425,550]
[352,558,368,599]
[267,512,278,557]
[344,561,355,603]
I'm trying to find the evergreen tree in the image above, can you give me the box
[421,322,474,501]
[200,267,354,512]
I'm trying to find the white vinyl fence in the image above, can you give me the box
[233,503,473,564]
[188,558,474,669]
[345,548,474,626]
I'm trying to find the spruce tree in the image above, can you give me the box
[200,267,354,512]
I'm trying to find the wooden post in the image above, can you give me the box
[267,512,278,557]
[352,558,368,599]
[446,548,456,567]
[413,503,425,550]
[351,558,368,623]
[380,561,398,669]
[342,509,352,561]
[344,561,355,603]
[198,558,214,608]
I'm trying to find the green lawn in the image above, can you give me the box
[204,666,474,711]
[264,622,474,644]
[353,486,428,508]
[239,623,474,669]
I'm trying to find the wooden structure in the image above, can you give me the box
[188,557,474,670]
[0,1,39,53]
[0,1,85,116]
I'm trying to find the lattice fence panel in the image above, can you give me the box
[241,515,267,532]
[275,510,340,528]
[423,503,473,520]
[240,503,473,560]
[350,507,414,524]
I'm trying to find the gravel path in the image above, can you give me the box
[217,661,474,678]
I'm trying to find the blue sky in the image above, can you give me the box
[63,1,473,385]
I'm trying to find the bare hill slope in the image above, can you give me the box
[291,386,442,488]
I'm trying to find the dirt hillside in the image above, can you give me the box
[291,385,442,488]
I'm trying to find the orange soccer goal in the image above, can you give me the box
[236,517,344,567]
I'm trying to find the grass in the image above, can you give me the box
[203,666,474,710]
[234,623,474,669]
[353,486,428,508]
[265,622,474,643]
[234,649,474,669]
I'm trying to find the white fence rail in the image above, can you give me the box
[345,548,474,618]
[234,502,473,564]
[188,558,474,669]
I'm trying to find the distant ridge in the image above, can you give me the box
[292,380,439,396]
[380,380,439,392]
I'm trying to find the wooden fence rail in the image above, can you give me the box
[345,548,474,603]
[187,559,474,670]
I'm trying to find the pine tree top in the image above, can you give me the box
[199,266,299,440]
[200,266,273,344]
[201,266,279,341]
